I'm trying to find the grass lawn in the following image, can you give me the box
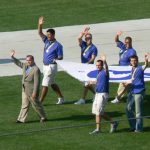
[0,0,150,31]
[0,72,149,150]
[0,0,150,149]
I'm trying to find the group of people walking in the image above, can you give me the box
[11,16,149,134]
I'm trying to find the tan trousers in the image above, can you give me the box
[117,83,130,100]
[17,91,46,122]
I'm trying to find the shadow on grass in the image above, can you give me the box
[143,95,150,116]
[144,126,150,132]
[118,126,150,133]
[49,114,93,122]
[27,111,124,123]
[106,111,124,118]
[64,99,93,105]
[27,115,93,123]
[42,99,93,106]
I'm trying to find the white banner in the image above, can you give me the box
[57,60,150,83]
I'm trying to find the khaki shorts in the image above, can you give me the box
[92,93,108,115]
[42,64,57,86]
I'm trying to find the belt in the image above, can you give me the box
[44,62,57,66]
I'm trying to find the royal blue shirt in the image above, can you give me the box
[117,41,136,66]
[95,69,109,93]
[80,41,98,64]
[131,66,145,94]
[43,37,63,65]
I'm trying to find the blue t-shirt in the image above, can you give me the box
[95,69,109,93]
[131,66,145,94]
[43,37,63,65]
[80,41,98,64]
[117,41,136,66]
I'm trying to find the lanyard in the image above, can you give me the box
[83,45,91,55]
[120,50,127,59]
[96,70,102,80]
[131,67,137,80]
[45,42,55,53]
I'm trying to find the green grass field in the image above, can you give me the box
[0,0,150,149]
[0,0,150,31]
[0,72,149,150]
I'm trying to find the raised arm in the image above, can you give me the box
[38,16,46,39]
[100,54,108,74]
[78,27,90,45]
[10,50,24,68]
[142,53,149,70]
[115,31,122,43]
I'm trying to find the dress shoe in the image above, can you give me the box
[16,120,24,123]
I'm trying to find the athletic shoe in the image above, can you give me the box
[110,122,119,133]
[56,98,65,105]
[111,98,120,104]
[74,99,85,105]
[40,118,48,123]
[134,130,142,133]
[89,129,100,135]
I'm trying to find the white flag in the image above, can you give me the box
[57,60,150,83]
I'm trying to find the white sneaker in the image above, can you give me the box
[110,122,119,133]
[111,98,120,104]
[74,99,85,105]
[89,129,100,135]
[56,98,65,105]
[134,130,142,133]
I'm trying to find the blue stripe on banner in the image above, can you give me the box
[144,73,150,75]
[87,70,131,78]
[110,75,131,80]
[87,70,132,81]
[87,69,150,81]
[109,70,131,74]
[87,70,98,78]
[144,73,150,78]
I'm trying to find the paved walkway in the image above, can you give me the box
[0,18,150,76]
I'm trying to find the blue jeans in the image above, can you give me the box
[126,92,144,131]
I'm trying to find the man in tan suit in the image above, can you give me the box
[11,50,47,123]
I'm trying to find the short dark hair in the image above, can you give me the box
[26,55,34,61]
[85,33,92,39]
[130,55,138,61]
[97,59,103,66]
[125,36,132,42]
[46,28,55,35]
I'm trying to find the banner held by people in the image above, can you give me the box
[57,60,150,83]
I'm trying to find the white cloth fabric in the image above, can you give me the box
[57,60,150,83]
[92,93,108,115]
[42,64,57,86]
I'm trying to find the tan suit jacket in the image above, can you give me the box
[12,56,41,97]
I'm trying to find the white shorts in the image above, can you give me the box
[92,93,108,115]
[42,64,57,86]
